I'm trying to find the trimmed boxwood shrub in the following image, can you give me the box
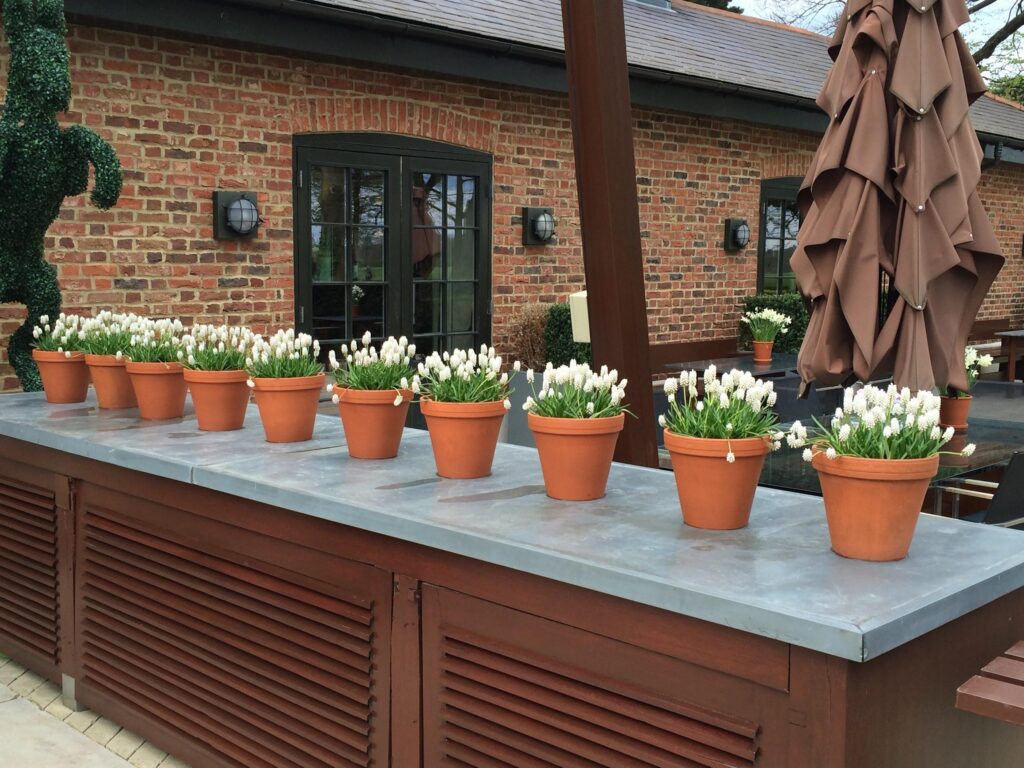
[738,293,808,355]
[544,303,592,366]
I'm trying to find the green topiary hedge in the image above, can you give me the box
[738,293,808,355]
[1,0,123,390]
[544,302,592,366]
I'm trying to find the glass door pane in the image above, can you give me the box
[309,163,389,350]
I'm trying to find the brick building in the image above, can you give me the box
[2,0,1023,389]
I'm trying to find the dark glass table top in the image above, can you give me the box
[663,353,798,379]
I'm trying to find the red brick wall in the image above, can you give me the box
[0,21,1022,390]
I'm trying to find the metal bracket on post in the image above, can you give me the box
[61,674,85,712]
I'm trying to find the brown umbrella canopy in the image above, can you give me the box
[792,0,1003,394]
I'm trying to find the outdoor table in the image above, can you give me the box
[1,391,1023,766]
[997,329,1024,381]
[757,417,1022,499]
[663,352,798,379]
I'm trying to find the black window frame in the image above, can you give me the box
[757,177,803,295]
[293,133,493,355]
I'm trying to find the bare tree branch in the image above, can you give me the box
[968,0,1002,15]
[973,9,1024,64]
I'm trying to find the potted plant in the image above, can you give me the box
[182,324,255,431]
[414,345,518,478]
[81,311,138,410]
[247,329,325,443]
[940,346,993,431]
[30,313,90,403]
[523,361,627,500]
[351,284,365,318]
[788,385,975,561]
[741,308,791,363]
[124,317,187,420]
[329,333,414,459]
[661,366,783,529]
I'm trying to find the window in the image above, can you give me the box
[294,135,492,358]
[758,178,802,294]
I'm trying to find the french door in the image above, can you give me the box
[294,135,492,358]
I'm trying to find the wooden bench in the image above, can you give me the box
[956,642,1024,727]
[649,337,739,377]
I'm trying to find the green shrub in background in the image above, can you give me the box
[738,293,808,355]
[544,303,592,366]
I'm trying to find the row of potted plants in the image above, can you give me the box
[31,313,975,563]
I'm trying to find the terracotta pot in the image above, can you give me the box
[84,354,137,410]
[126,361,187,421]
[335,387,413,459]
[183,369,250,432]
[939,394,972,431]
[528,412,624,501]
[752,340,774,364]
[421,399,507,478]
[32,350,90,404]
[252,374,325,443]
[812,452,939,562]
[664,431,769,530]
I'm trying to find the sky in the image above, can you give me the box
[737,1,1015,75]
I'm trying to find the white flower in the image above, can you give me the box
[513,360,521,372]
[726,451,736,464]
[522,396,535,411]
[838,424,851,442]
[825,447,837,460]
[695,401,704,412]
[503,398,511,411]
[332,393,340,404]
[658,414,667,427]
[962,443,976,457]
[526,368,535,383]
[802,448,813,462]
[246,378,255,388]
[393,393,404,407]
[943,426,955,443]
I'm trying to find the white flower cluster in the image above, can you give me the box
[329,331,414,372]
[413,345,519,407]
[522,361,625,414]
[32,313,86,356]
[182,324,255,368]
[80,311,140,357]
[664,365,779,412]
[127,317,185,355]
[787,384,975,460]
[741,308,792,341]
[249,328,319,366]
[965,345,994,371]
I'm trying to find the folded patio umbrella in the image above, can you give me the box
[792,0,1003,394]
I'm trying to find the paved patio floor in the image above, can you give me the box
[0,653,188,768]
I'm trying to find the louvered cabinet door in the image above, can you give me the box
[75,485,392,768]
[422,585,794,768]
[0,460,61,681]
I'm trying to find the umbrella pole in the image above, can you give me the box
[560,0,658,468]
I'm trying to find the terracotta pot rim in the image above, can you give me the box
[183,368,248,383]
[663,430,771,458]
[528,411,625,436]
[334,387,413,404]
[940,394,973,402]
[125,360,184,374]
[32,349,86,362]
[251,373,325,392]
[812,451,939,481]
[420,398,507,418]
[84,354,127,367]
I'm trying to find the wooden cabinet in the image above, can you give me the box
[73,483,393,768]
[421,585,802,767]
[0,459,63,683]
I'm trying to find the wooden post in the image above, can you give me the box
[560,0,657,467]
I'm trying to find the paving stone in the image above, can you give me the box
[158,756,191,768]
[0,682,15,704]
[128,742,168,768]
[84,716,122,746]
[0,659,27,684]
[9,670,47,697]
[27,680,62,709]
[45,696,76,720]
[0,697,131,767]
[65,708,101,732]
[108,728,145,759]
